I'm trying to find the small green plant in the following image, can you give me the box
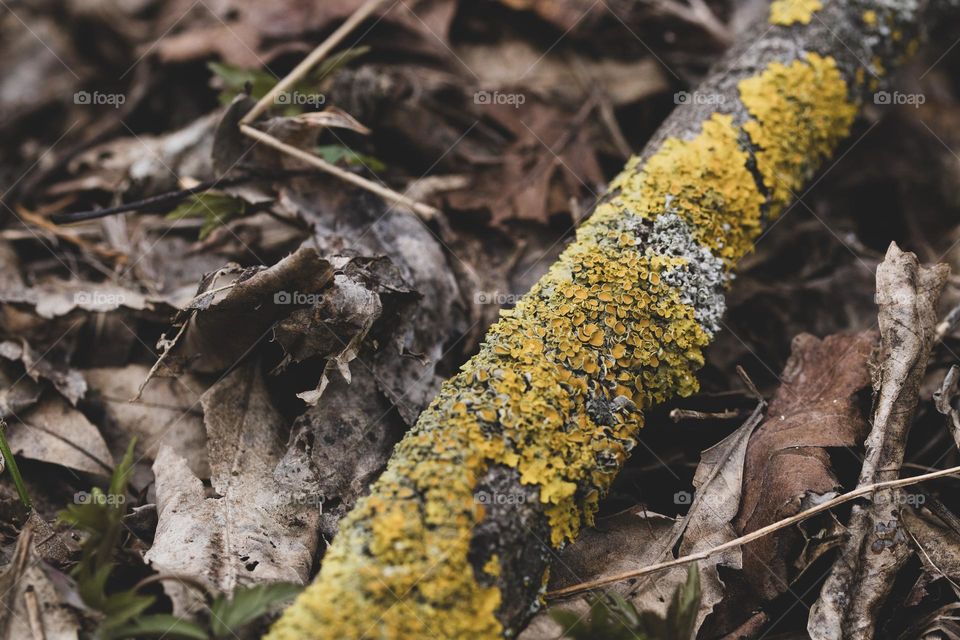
[551,565,701,640]
[0,419,31,508]
[60,439,303,639]
[315,144,386,172]
[208,47,369,108]
[165,193,248,240]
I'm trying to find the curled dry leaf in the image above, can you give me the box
[145,363,319,616]
[733,331,877,601]
[7,393,113,476]
[0,339,86,406]
[159,248,334,375]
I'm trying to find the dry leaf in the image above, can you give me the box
[734,331,877,600]
[7,393,113,476]
[145,363,320,615]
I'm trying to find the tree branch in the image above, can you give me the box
[267,1,957,638]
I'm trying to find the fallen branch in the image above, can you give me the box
[267,2,954,638]
[546,463,960,598]
[808,244,949,640]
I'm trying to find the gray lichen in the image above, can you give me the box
[642,213,728,336]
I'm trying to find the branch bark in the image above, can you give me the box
[808,244,949,640]
[268,2,957,638]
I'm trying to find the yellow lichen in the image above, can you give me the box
[266,51,859,640]
[863,9,878,26]
[739,53,858,214]
[769,0,822,25]
[609,113,765,265]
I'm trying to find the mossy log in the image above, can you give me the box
[268,1,953,638]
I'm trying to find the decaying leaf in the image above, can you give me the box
[734,331,877,600]
[85,365,209,479]
[159,248,335,375]
[145,363,320,615]
[7,393,113,476]
[0,338,86,406]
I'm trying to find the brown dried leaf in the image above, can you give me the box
[734,331,877,600]
[7,393,113,476]
[86,365,209,480]
[145,363,320,616]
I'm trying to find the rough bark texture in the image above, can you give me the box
[267,2,956,638]
[808,244,949,640]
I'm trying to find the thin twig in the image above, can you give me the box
[240,0,387,125]
[546,463,960,599]
[50,170,309,224]
[239,124,440,220]
[669,407,741,422]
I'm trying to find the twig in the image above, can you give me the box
[50,170,309,224]
[239,124,440,220]
[736,365,764,403]
[809,245,948,640]
[936,301,960,343]
[239,0,387,125]
[669,407,741,422]
[16,206,127,262]
[546,463,960,599]
[24,587,44,640]
[0,420,32,509]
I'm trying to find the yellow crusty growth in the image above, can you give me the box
[266,54,857,640]
[611,113,765,265]
[739,53,858,213]
[769,0,822,25]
